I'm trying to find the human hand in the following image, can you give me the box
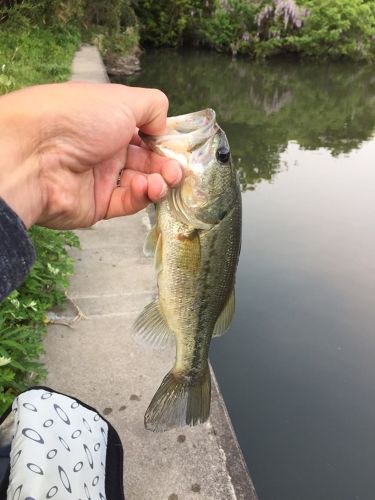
[0,82,182,229]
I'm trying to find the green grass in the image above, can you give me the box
[0,23,81,413]
[0,25,80,92]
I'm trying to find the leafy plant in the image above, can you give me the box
[133,0,215,47]
[200,0,258,55]
[290,0,375,60]
[0,228,79,414]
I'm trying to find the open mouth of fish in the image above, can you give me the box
[139,108,218,167]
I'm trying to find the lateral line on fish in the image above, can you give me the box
[78,312,143,319]
[67,291,154,300]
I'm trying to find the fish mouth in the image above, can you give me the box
[139,109,217,158]
[140,109,218,230]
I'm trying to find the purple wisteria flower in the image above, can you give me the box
[257,0,309,33]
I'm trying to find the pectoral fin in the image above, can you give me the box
[154,233,163,274]
[133,299,174,350]
[143,225,159,257]
[213,288,235,337]
[177,230,201,273]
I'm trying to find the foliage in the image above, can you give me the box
[83,0,137,32]
[89,25,139,56]
[132,0,375,61]
[0,229,79,413]
[82,0,139,56]
[0,0,140,60]
[289,0,375,60]
[0,0,83,28]
[200,0,258,55]
[133,0,215,47]
[252,0,375,59]
[0,19,80,91]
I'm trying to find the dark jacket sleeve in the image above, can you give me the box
[0,198,35,302]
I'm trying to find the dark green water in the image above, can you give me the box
[115,50,375,500]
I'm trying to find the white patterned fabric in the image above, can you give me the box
[7,388,108,500]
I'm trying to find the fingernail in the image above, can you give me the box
[168,160,183,187]
[173,165,183,186]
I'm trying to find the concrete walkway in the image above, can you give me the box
[43,45,257,500]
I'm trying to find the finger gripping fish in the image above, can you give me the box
[134,109,242,432]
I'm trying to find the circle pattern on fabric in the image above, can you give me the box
[54,404,71,425]
[22,428,44,444]
[41,392,53,399]
[46,486,58,498]
[58,436,71,451]
[12,450,22,467]
[72,429,82,439]
[27,463,44,475]
[7,389,109,499]
[101,427,107,446]
[46,449,57,460]
[73,461,84,472]
[58,465,72,493]
[83,444,94,469]
[82,418,92,433]
[84,482,91,500]
[23,403,37,412]
[11,484,22,500]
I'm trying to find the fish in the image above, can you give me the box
[134,109,242,432]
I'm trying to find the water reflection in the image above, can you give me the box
[120,49,375,189]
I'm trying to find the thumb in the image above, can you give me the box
[116,85,169,136]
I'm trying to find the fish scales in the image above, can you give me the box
[158,201,241,377]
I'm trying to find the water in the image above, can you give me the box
[115,50,375,500]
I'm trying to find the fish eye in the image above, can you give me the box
[216,146,230,164]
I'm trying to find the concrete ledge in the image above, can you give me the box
[43,45,257,500]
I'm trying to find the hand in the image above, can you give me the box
[0,82,182,229]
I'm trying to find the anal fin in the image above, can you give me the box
[213,288,235,337]
[133,299,174,350]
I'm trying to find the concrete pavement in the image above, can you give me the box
[43,45,257,500]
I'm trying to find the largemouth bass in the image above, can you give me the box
[134,109,241,431]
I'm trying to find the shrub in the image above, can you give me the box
[0,228,79,414]
[83,0,137,32]
[133,0,215,47]
[201,0,258,55]
[291,0,375,60]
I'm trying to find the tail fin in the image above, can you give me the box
[144,367,211,432]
